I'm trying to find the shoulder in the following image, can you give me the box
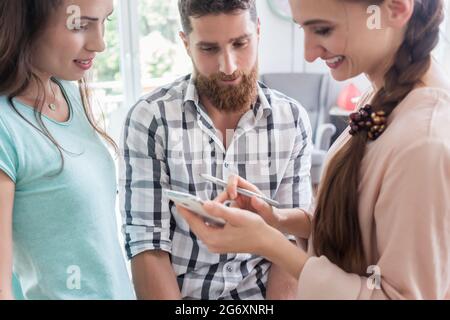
[126,75,190,123]
[0,105,13,139]
[368,87,450,179]
[0,96,21,133]
[385,87,450,148]
[125,75,190,135]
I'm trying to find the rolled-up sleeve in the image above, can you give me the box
[298,138,450,299]
[119,101,172,260]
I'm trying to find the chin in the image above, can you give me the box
[330,69,360,82]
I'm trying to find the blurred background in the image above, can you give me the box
[91,0,450,142]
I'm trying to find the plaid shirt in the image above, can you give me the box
[119,74,313,300]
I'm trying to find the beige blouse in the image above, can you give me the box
[298,87,450,299]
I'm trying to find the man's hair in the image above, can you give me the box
[178,0,257,34]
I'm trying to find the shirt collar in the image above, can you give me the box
[183,74,200,106]
[254,83,273,119]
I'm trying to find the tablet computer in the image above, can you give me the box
[163,189,226,228]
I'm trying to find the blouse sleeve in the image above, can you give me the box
[297,138,450,299]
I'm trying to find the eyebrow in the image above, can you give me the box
[80,16,99,21]
[294,19,332,27]
[80,10,114,22]
[196,33,252,47]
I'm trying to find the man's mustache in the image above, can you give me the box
[212,71,243,82]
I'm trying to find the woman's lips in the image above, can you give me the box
[325,56,345,69]
[74,59,93,70]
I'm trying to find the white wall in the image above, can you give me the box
[257,0,371,92]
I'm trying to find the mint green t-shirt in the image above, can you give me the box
[0,80,134,300]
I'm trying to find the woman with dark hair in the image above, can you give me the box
[178,0,450,299]
[0,0,134,299]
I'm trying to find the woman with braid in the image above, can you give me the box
[177,0,450,299]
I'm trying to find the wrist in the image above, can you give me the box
[256,224,285,258]
[262,231,308,280]
[273,208,287,233]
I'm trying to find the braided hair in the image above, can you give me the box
[312,0,444,275]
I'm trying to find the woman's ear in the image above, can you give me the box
[384,0,414,28]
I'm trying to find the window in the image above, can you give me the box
[436,2,450,74]
[138,0,190,94]
[91,2,450,141]
[90,0,123,133]
[91,0,190,140]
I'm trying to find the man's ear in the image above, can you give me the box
[384,0,414,28]
[179,31,191,57]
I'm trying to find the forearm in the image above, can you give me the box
[0,235,13,300]
[277,208,311,239]
[260,227,308,280]
[131,250,182,300]
[265,243,299,300]
[0,173,14,300]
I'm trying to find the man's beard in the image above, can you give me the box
[195,64,259,113]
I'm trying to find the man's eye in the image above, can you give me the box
[234,42,247,48]
[314,27,333,36]
[201,47,218,52]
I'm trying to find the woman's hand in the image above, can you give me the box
[214,175,284,231]
[176,201,309,280]
[176,201,277,257]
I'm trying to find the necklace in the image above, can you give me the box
[48,82,57,112]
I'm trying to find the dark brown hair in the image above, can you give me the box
[0,0,117,172]
[313,0,444,274]
[178,0,258,35]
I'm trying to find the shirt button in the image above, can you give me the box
[224,162,229,168]
[226,266,233,273]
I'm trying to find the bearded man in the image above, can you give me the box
[119,0,313,300]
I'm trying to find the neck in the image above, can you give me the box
[19,71,56,102]
[365,59,391,92]
[201,95,250,126]
[15,69,65,112]
[365,35,403,92]
[200,95,251,149]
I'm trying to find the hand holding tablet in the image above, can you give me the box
[163,189,226,228]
